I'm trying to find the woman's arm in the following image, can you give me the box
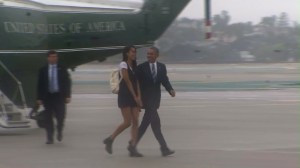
[136,80,143,107]
[137,80,141,98]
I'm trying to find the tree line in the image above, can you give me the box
[156,11,299,63]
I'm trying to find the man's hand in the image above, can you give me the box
[65,98,71,104]
[170,90,176,97]
[37,100,43,105]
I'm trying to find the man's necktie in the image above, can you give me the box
[49,65,58,93]
[151,63,157,82]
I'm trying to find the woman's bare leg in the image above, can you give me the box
[110,107,132,140]
[127,107,143,157]
[104,107,132,154]
[130,107,140,146]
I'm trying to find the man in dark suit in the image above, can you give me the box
[37,50,71,144]
[136,46,176,156]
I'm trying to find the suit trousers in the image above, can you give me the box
[43,93,66,140]
[137,107,168,149]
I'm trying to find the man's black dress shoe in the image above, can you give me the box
[161,148,175,157]
[46,140,54,144]
[57,132,63,142]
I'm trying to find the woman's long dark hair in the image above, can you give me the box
[122,45,137,69]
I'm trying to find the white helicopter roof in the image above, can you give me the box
[0,0,143,13]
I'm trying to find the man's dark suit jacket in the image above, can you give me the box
[37,64,71,102]
[137,61,173,109]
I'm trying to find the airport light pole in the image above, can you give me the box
[205,0,212,39]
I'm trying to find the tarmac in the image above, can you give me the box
[0,63,299,168]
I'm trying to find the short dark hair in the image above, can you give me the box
[149,46,159,55]
[47,50,57,57]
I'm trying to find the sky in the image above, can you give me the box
[43,0,298,24]
[178,0,299,24]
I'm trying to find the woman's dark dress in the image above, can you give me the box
[118,62,138,108]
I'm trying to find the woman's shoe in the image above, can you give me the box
[127,144,143,157]
[103,137,113,154]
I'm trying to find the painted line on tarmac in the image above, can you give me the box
[69,106,117,111]
[160,103,298,109]
[198,148,300,154]
[68,101,298,111]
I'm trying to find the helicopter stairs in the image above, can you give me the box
[0,92,30,128]
[0,60,31,129]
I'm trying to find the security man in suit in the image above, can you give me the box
[136,46,176,156]
[37,50,71,144]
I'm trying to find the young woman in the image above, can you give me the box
[103,46,143,157]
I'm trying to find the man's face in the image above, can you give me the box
[47,53,58,64]
[147,48,158,63]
